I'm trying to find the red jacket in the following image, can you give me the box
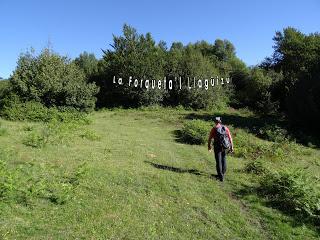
[208,123,233,149]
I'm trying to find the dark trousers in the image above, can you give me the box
[214,145,227,180]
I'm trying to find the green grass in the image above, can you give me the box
[0,107,319,239]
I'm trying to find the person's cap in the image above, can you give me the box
[214,117,222,123]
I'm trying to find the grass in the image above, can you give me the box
[0,107,319,239]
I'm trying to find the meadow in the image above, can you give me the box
[0,107,319,239]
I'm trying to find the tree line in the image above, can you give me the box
[0,24,319,134]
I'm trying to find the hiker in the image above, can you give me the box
[207,117,233,182]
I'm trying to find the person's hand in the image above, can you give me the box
[208,146,212,153]
[230,146,234,153]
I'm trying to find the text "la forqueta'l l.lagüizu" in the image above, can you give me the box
[113,76,231,90]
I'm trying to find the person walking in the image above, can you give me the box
[207,117,234,182]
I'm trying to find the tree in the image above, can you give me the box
[9,48,99,112]
[264,27,320,109]
[164,43,232,110]
[98,24,166,107]
[74,52,99,78]
[261,27,320,131]
[96,24,241,109]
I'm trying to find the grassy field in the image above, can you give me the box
[0,107,319,239]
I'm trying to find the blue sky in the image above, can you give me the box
[0,0,319,79]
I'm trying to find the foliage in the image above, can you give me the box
[23,118,88,148]
[98,24,166,107]
[0,79,9,99]
[258,124,288,142]
[232,67,281,115]
[0,121,7,136]
[96,25,236,109]
[0,99,90,123]
[262,27,320,132]
[259,169,320,222]
[8,48,99,112]
[79,129,101,141]
[164,44,233,110]
[0,158,87,205]
[180,119,211,145]
[74,51,99,78]
[232,128,296,161]
[243,159,267,175]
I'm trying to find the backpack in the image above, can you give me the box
[215,125,231,150]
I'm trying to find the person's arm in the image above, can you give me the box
[208,128,215,151]
[225,127,234,151]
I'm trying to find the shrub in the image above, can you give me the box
[258,124,288,142]
[23,131,48,148]
[22,118,86,148]
[23,125,34,131]
[0,160,14,200]
[0,99,90,123]
[180,120,211,145]
[243,159,267,175]
[233,131,271,159]
[80,129,101,141]
[259,169,320,222]
[233,129,295,161]
[0,121,7,136]
[0,158,87,205]
[1,99,51,121]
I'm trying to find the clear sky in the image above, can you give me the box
[0,0,319,79]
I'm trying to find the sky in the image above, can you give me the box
[0,0,319,79]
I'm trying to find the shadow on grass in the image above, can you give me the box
[234,186,320,233]
[172,129,201,145]
[172,129,185,144]
[184,112,320,148]
[185,112,282,135]
[145,160,218,180]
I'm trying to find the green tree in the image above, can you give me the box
[262,27,320,132]
[8,48,99,112]
[74,52,99,79]
[164,43,232,110]
[98,24,166,107]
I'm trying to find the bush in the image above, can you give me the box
[80,129,101,141]
[259,169,320,222]
[0,160,14,200]
[8,48,99,112]
[243,159,267,175]
[180,120,211,145]
[233,131,271,159]
[0,99,90,123]
[23,131,48,148]
[0,121,7,136]
[233,129,295,161]
[0,157,87,205]
[22,118,86,148]
[258,124,288,142]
